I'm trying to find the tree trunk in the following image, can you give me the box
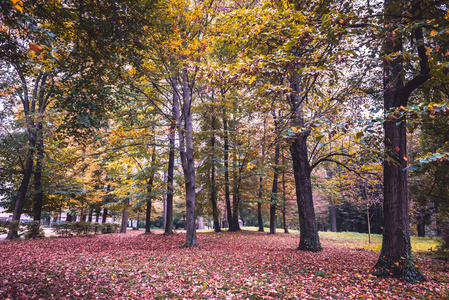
[288,67,321,252]
[145,196,152,233]
[367,206,372,244]
[373,0,429,282]
[230,170,241,231]
[102,208,108,224]
[7,148,34,240]
[95,207,101,223]
[269,111,280,235]
[282,151,289,234]
[223,114,233,230]
[257,201,264,232]
[33,122,44,223]
[88,208,93,223]
[145,144,157,234]
[120,198,129,233]
[173,70,197,247]
[330,205,337,232]
[417,215,425,238]
[164,116,175,235]
[210,116,221,232]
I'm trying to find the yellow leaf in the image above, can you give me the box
[430,29,438,37]
[291,127,297,131]
[11,0,23,12]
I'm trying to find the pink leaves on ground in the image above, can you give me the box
[0,231,448,299]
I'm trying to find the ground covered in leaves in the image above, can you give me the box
[1,230,448,299]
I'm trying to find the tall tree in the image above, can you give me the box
[372,0,433,282]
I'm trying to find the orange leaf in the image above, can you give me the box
[29,42,43,52]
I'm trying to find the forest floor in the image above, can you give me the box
[0,229,448,299]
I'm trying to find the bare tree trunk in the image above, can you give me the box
[223,114,233,230]
[282,150,289,234]
[210,116,221,232]
[330,205,337,232]
[7,148,34,240]
[33,122,44,223]
[145,143,156,234]
[373,0,429,282]
[120,198,129,233]
[102,208,108,224]
[173,69,197,247]
[288,67,321,252]
[88,208,93,223]
[270,111,280,234]
[257,193,264,232]
[164,119,175,235]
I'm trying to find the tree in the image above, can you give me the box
[372,0,438,282]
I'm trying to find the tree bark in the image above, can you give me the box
[210,116,221,232]
[282,150,289,234]
[7,148,34,240]
[288,67,321,252]
[416,207,426,237]
[269,111,280,234]
[223,114,233,230]
[164,114,175,235]
[173,69,197,247]
[102,208,108,224]
[330,205,337,232]
[120,198,129,233]
[88,208,93,223]
[33,122,44,223]
[373,0,429,282]
[145,143,156,234]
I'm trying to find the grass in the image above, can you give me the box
[207,227,441,253]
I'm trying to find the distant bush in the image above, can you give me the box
[0,220,20,234]
[101,223,118,234]
[52,222,73,237]
[23,221,44,239]
[0,220,43,239]
[52,222,118,237]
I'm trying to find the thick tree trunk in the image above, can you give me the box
[33,122,44,223]
[175,70,197,247]
[209,116,221,232]
[145,196,152,233]
[95,208,100,223]
[120,198,129,233]
[102,208,108,224]
[164,119,175,235]
[223,115,233,230]
[7,148,34,240]
[288,67,321,252]
[373,0,429,282]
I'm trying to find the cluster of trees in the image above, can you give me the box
[1,0,448,282]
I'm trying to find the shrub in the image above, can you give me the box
[23,221,44,240]
[52,222,73,237]
[101,223,118,234]
[0,220,20,234]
